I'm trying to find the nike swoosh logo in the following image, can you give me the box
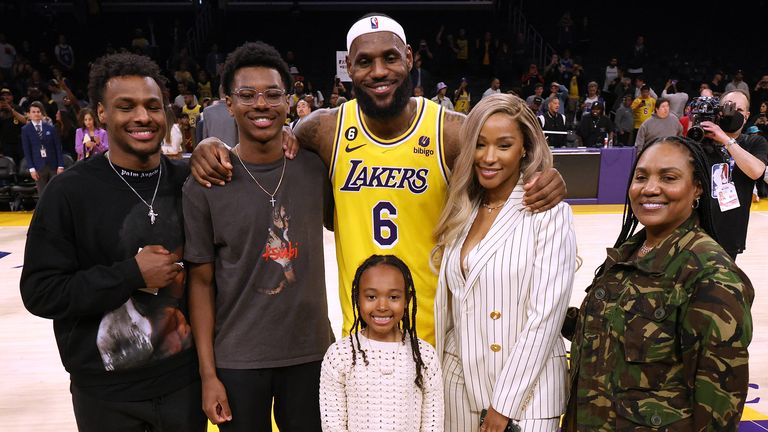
[345,143,366,152]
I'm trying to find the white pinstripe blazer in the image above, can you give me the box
[434,183,576,420]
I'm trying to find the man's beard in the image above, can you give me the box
[354,78,412,120]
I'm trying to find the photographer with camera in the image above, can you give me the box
[698,90,768,260]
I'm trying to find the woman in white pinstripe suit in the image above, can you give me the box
[432,94,576,432]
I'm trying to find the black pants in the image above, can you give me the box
[71,381,207,432]
[35,165,55,197]
[217,361,322,432]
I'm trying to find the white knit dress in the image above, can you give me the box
[319,333,444,431]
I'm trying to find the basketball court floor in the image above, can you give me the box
[1,203,767,431]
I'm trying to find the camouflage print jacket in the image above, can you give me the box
[562,217,754,431]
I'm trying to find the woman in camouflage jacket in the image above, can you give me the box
[562,136,754,431]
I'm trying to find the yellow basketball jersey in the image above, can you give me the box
[330,97,449,344]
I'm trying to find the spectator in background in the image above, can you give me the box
[455,28,469,72]
[431,82,454,111]
[415,38,435,72]
[477,31,494,77]
[75,107,108,160]
[545,81,568,115]
[326,92,341,108]
[453,77,471,114]
[661,79,689,118]
[54,34,75,71]
[289,79,306,110]
[614,94,635,146]
[539,97,567,147]
[520,63,545,98]
[161,107,183,159]
[48,79,68,112]
[21,101,64,196]
[753,102,768,138]
[603,57,619,94]
[290,98,312,129]
[633,76,657,100]
[205,43,225,83]
[725,70,750,98]
[635,98,682,149]
[305,81,324,109]
[182,90,202,146]
[557,11,574,49]
[566,64,585,119]
[413,86,424,97]
[627,35,647,77]
[543,53,563,88]
[174,82,198,110]
[525,83,545,110]
[0,34,17,79]
[55,109,76,157]
[631,85,656,138]
[201,86,237,147]
[577,101,614,147]
[580,81,604,119]
[709,72,726,96]
[197,70,213,100]
[173,112,194,153]
[482,77,501,99]
[0,87,25,164]
[130,28,150,53]
[528,96,544,115]
[410,53,432,97]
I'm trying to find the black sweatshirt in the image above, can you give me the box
[20,154,198,401]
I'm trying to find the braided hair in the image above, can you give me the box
[349,254,426,390]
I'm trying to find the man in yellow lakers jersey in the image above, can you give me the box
[189,13,566,344]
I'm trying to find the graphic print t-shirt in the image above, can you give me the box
[183,150,333,369]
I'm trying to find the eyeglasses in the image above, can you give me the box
[232,88,286,106]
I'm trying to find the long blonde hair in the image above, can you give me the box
[431,93,553,268]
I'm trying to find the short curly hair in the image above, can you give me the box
[88,53,168,107]
[220,41,292,96]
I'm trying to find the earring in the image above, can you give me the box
[522,151,527,158]
[692,197,700,209]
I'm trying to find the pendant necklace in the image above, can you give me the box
[481,201,506,213]
[638,241,656,256]
[235,146,286,208]
[107,152,162,224]
[363,329,403,376]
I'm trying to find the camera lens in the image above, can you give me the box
[687,126,705,142]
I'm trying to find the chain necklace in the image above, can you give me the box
[481,201,506,213]
[234,146,286,208]
[107,152,162,224]
[638,241,656,256]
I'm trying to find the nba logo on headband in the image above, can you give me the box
[347,15,407,51]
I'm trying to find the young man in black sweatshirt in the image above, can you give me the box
[20,53,206,431]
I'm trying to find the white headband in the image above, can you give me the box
[346,15,407,51]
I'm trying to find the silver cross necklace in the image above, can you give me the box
[107,152,162,224]
[234,146,286,208]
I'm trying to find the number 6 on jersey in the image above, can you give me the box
[372,201,398,248]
